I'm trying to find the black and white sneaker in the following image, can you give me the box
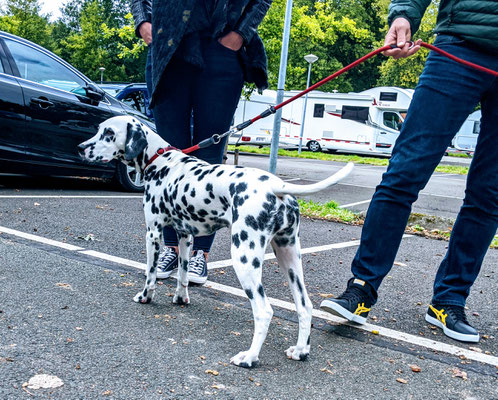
[156,247,178,279]
[425,304,479,343]
[187,250,208,285]
[320,278,375,324]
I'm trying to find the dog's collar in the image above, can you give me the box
[144,146,178,170]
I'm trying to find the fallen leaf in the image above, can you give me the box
[34,202,40,206]
[372,330,379,335]
[102,390,112,396]
[320,368,334,375]
[409,365,421,373]
[318,293,334,298]
[205,370,219,376]
[212,384,226,390]
[75,327,83,331]
[230,331,241,336]
[393,261,407,267]
[451,368,468,380]
[469,346,482,353]
[396,378,408,384]
[26,374,64,389]
[56,282,73,290]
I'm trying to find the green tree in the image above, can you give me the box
[377,1,439,88]
[0,0,52,48]
[259,0,384,93]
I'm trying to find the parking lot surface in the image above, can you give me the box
[0,160,496,399]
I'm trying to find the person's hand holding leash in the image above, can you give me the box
[139,22,152,45]
[383,17,422,59]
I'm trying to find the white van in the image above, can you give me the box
[230,87,412,155]
[450,110,480,153]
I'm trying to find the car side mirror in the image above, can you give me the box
[85,83,106,103]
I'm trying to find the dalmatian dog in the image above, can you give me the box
[78,115,353,368]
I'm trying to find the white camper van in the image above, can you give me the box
[230,87,413,155]
[450,110,480,153]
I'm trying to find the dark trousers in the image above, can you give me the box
[147,39,244,251]
[351,35,498,307]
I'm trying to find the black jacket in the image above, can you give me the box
[131,0,271,103]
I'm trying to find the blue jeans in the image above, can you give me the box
[351,35,498,307]
[149,38,244,252]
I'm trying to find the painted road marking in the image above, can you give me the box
[339,199,371,208]
[0,195,142,199]
[1,225,496,367]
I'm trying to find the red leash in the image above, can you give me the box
[161,41,498,158]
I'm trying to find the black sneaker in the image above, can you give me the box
[156,247,178,279]
[187,250,208,285]
[320,278,375,324]
[425,304,479,343]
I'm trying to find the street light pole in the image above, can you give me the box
[99,67,105,84]
[298,54,318,155]
[268,0,293,174]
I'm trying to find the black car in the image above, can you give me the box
[0,30,151,191]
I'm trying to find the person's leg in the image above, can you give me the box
[189,38,244,253]
[321,35,490,322]
[152,56,196,250]
[432,79,498,307]
[351,35,486,294]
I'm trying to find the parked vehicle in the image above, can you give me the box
[98,82,130,96]
[114,83,153,121]
[450,110,480,153]
[0,30,153,191]
[231,87,412,155]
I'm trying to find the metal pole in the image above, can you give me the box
[268,0,293,174]
[298,62,312,155]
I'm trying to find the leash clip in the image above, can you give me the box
[212,134,221,144]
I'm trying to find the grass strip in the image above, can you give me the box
[228,145,469,175]
[297,199,497,249]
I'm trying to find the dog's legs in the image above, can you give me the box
[172,233,193,305]
[134,226,162,304]
[271,234,312,361]
[230,239,273,368]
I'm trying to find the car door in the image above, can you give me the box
[0,39,25,166]
[2,36,115,170]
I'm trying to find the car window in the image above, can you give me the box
[4,38,86,93]
[0,57,4,73]
[383,112,402,131]
[121,90,146,114]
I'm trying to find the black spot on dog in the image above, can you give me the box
[257,284,265,298]
[240,230,248,241]
[288,269,295,283]
[232,233,240,248]
[245,288,253,300]
[240,255,247,264]
[259,175,269,181]
[260,235,266,248]
[252,258,260,268]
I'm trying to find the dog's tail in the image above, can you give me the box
[272,162,353,196]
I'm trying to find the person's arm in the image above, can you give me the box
[383,0,431,59]
[131,0,152,44]
[219,0,272,51]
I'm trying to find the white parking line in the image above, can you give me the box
[1,225,496,367]
[0,195,142,199]
[339,199,371,209]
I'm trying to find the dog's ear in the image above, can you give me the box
[125,122,147,160]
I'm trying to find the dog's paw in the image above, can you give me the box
[230,351,259,368]
[285,346,310,361]
[133,291,153,304]
[172,294,190,305]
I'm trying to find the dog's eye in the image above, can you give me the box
[102,128,115,138]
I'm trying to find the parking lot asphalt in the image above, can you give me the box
[0,159,497,399]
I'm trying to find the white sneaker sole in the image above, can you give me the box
[156,269,176,279]
[320,300,367,325]
[425,314,479,343]
[187,272,207,285]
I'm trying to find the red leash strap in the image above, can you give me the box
[176,41,497,155]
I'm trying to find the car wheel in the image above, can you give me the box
[114,163,144,192]
[307,140,321,152]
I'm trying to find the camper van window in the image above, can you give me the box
[314,104,325,118]
[383,112,402,131]
[380,92,398,102]
[473,121,480,134]
[342,106,369,123]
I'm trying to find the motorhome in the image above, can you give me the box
[230,87,413,155]
[450,110,480,153]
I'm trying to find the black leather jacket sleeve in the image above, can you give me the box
[131,0,152,37]
[234,0,272,44]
